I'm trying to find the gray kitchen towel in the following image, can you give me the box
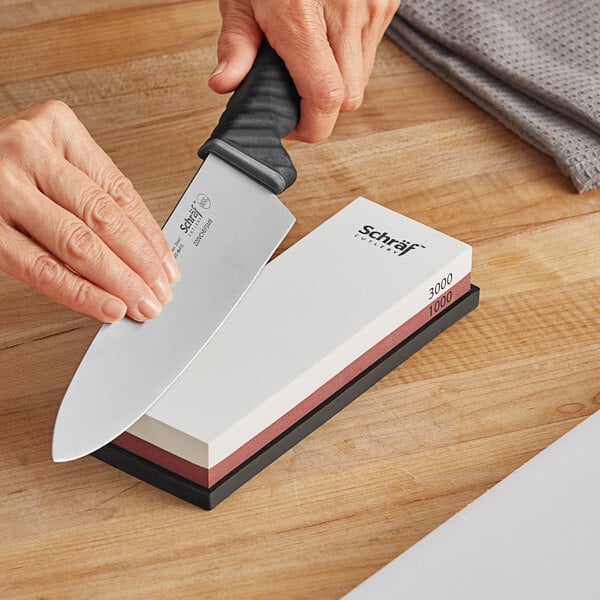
[387,1,600,192]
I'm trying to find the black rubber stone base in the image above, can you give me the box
[93,285,480,510]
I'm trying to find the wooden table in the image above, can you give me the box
[1,2,598,598]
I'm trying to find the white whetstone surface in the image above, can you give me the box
[127,198,472,468]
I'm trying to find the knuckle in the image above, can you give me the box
[26,100,78,148]
[0,160,19,190]
[84,192,120,233]
[311,78,345,112]
[29,254,60,287]
[1,119,40,154]
[342,89,364,112]
[10,118,36,138]
[63,223,96,261]
[107,172,136,207]
[386,1,401,20]
[367,0,395,17]
[72,279,93,307]
[217,30,246,53]
[149,230,169,254]
[37,99,74,120]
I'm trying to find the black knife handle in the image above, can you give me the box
[198,41,300,195]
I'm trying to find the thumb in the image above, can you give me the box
[209,5,263,94]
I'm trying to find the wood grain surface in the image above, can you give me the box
[1,2,599,598]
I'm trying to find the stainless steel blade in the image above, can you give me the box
[52,154,295,461]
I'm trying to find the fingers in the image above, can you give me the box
[277,36,344,142]
[0,221,127,323]
[0,103,178,322]
[211,0,400,143]
[33,150,173,307]
[360,2,401,84]
[330,29,365,114]
[28,100,180,285]
[6,182,164,322]
[208,0,263,93]
[286,0,399,140]
[263,13,345,143]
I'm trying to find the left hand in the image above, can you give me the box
[209,0,400,143]
[0,100,179,323]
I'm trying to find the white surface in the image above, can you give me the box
[129,197,471,467]
[343,410,600,599]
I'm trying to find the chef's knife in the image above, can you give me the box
[52,41,299,461]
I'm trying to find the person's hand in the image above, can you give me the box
[0,100,180,323]
[209,0,400,142]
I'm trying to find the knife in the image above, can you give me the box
[52,41,299,462]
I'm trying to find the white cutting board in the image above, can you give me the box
[344,409,600,599]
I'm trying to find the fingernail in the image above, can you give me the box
[139,296,163,320]
[152,279,173,305]
[209,60,227,79]
[163,257,181,283]
[102,298,127,322]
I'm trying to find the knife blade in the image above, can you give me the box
[52,41,299,461]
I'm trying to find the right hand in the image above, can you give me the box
[0,100,180,323]
[209,0,400,142]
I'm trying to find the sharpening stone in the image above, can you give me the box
[94,288,478,509]
[93,197,479,509]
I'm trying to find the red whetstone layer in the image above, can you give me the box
[114,274,471,487]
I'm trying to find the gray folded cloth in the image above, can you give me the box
[387,1,600,192]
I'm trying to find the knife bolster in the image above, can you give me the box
[198,139,288,195]
[198,41,299,195]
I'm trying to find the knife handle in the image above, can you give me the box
[198,41,300,195]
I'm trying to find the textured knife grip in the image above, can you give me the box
[198,41,300,194]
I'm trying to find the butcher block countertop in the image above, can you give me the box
[1,2,598,598]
